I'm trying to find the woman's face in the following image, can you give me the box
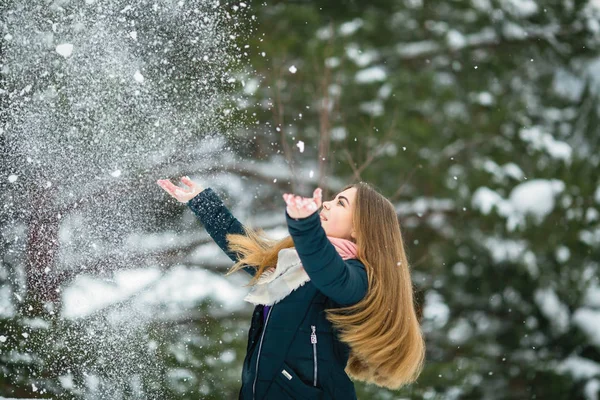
[319,187,357,241]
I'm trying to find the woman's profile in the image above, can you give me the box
[157,176,425,399]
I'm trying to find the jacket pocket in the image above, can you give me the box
[274,361,324,400]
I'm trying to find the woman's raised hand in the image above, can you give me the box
[157,176,205,203]
[283,188,322,219]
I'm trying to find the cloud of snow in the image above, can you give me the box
[56,43,74,58]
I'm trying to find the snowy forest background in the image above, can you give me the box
[1,0,600,399]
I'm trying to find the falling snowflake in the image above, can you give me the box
[56,43,74,58]
[133,71,144,83]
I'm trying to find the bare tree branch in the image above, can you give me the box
[342,111,399,181]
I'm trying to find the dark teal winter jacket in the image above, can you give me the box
[188,188,368,399]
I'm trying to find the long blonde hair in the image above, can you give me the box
[225,182,425,389]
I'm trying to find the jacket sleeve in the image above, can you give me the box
[285,211,368,306]
[187,188,256,276]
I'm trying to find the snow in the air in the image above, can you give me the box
[296,140,305,153]
[56,43,74,58]
[133,70,145,83]
[288,65,297,74]
[62,267,248,320]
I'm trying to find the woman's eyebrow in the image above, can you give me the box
[338,195,350,205]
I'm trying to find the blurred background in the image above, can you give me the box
[1,0,599,398]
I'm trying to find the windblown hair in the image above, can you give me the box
[225,182,425,389]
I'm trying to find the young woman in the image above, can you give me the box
[157,176,425,399]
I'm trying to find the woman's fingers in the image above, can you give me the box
[283,192,319,215]
[157,179,191,202]
[180,176,194,191]
[158,177,205,204]
[157,179,177,196]
[283,193,296,209]
[313,188,322,208]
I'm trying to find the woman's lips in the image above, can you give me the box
[320,214,327,221]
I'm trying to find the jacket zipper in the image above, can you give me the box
[252,306,273,400]
[311,325,318,386]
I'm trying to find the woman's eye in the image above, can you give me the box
[338,200,344,206]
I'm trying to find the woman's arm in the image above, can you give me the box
[187,189,256,276]
[157,177,255,276]
[286,211,368,306]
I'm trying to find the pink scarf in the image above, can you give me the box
[327,236,358,260]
